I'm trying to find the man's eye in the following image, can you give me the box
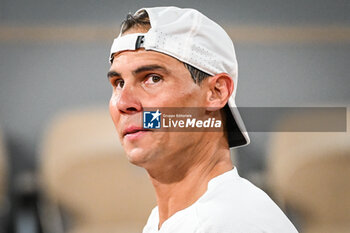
[114,79,125,89]
[145,74,163,84]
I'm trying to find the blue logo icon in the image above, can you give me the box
[143,110,161,129]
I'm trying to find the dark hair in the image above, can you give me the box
[121,10,211,84]
[121,10,151,34]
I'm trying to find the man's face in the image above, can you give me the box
[108,49,208,169]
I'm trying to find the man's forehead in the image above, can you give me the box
[110,49,183,71]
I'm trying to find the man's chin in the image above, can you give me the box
[121,131,161,166]
[124,147,153,166]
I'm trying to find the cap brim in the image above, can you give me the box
[224,96,250,148]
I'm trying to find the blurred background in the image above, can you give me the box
[0,0,349,232]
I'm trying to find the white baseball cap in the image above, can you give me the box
[109,6,250,148]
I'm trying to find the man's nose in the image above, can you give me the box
[117,85,142,114]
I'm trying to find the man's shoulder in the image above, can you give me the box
[198,168,276,208]
[194,170,298,233]
[196,174,276,219]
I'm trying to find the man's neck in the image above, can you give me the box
[146,141,232,229]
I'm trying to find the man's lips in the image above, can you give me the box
[122,126,152,137]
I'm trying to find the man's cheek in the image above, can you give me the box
[109,101,121,135]
[109,93,118,107]
[109,94,118,118]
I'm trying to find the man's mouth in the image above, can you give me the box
[123,126,152,138]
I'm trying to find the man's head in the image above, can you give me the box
[108,7,249,169]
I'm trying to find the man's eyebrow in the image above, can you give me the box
[132,65,170,75]
[107,71,121,79]
[107,65,169,79]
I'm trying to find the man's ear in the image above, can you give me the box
[206,73,234,111]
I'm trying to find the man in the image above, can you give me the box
[108,6,298,233]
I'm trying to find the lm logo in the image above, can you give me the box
[143,110,161,129]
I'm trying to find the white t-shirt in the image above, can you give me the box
[142,168,298,233]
